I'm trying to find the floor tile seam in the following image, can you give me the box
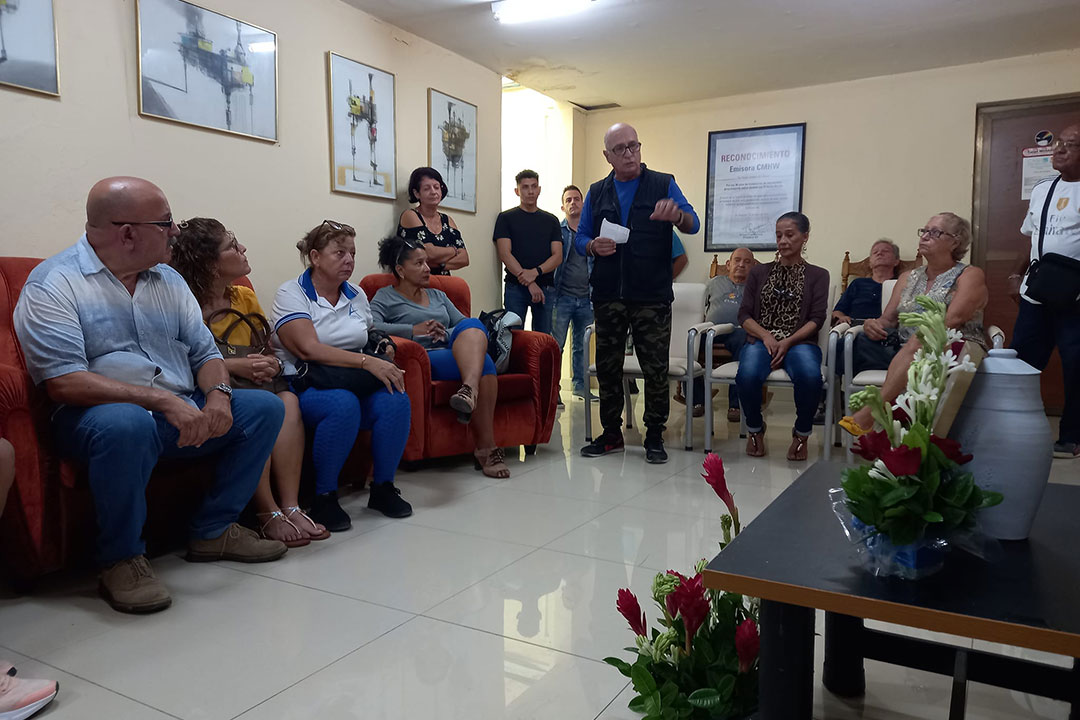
[413,614,613,666]
[490,477,662,506]
[609,497,733,524]
[538,546,668,574]
[396,517,548,548]
[536,503,627,551]
[593,680,632,720]
[0,644,185,720]
[225,614,423,720]
[417,545,546,615]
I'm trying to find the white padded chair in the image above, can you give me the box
[583,282,712,451]
[702,286,841,459]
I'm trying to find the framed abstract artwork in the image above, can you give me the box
[328,51,396,199]
[428,88,477,213]
[137,0,277,141]
[0,0,60,97]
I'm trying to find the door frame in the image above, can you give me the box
[971,92,1080,268]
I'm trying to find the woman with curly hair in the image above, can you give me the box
[170,218,328,546]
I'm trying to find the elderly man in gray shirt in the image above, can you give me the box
[680,247,754,420]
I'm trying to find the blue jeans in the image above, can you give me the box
[688,328,745,408]
[552,294,593,391]
[504,282,555,334]
[53,389,285,566]
[428,318,496,381]
[1012,299,1080,443]
[736,341,822,436]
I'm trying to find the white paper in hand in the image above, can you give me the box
[599,218,631,245]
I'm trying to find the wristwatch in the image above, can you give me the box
[209,382,233,398]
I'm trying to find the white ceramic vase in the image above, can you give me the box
[948,348,1052,541]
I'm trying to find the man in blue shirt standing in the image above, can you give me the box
[552,185,596,401]
[14,177,287,614]
[576,123,700,464]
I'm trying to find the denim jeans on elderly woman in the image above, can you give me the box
[735,340,822,436]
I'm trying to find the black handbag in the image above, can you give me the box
[1024,176,1080,312]
[290,331,397,398]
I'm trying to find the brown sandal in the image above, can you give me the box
[745,422,766,457]
[450,384,476,424]
[787,430,809,461]
[474,447,510,479]
[256,510,310,548]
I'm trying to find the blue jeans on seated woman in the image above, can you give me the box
[427,318,497,381]
[736,340,822,436]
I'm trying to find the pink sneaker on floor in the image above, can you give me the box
[0,672,58,720]
[0,663,13,677]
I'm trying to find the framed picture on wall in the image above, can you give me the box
[0,0,60,97]
[136,0,278,142]
[428,88,477,213]
[328,52,396,199]
[705,123,806,251]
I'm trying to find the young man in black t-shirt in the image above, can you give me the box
[492,169,563,333]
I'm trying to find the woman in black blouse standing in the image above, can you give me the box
[397,167,469,275]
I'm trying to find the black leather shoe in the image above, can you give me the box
[309,491,352,532]
[644,434,668,464]
[368,482,413,518]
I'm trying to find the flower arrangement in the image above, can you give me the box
[840,297,1002,553]
[605,454,758,719]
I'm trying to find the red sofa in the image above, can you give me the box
[358,274,560,462]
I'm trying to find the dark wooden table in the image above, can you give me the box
[703,461,1080,720]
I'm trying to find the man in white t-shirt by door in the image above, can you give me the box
[1009,123,1080,459]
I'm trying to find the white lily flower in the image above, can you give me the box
[948,354,976,376]
[946,328,964,344]
[869,459,896,482]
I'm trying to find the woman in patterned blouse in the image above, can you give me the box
[397,167,469,276]
[736,212,830,461]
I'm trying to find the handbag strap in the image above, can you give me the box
[1036,175,1062,260]
[206,307,272,352]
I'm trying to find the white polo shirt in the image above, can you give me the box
[1020,176,1080,303]
[271,269,372,375]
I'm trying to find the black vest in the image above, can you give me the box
[588,164,675,303]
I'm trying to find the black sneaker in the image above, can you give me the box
[581,430,625,457]
[628,379,639,395]
[309,491,351,532]
[1053,440,1080,459]
[644,434,668,464]
[368,482,413,518]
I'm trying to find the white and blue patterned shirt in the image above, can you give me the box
[14,235,221,402]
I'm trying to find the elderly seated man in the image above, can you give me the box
[14,176,287,615]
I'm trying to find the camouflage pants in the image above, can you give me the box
[594,300,672,436]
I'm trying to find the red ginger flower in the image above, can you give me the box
[930,434,973,465]
[667,573,709,641]
[735,619,759,672]
[850,430,891,461]
[616,588,647,637]
[881,444,922,476]
[702,453,738,524]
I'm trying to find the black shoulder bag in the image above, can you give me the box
[1024,176,1080,312]
[290,330,398,398]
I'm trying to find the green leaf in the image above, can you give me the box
[628,695,647,712]
[718,673,736,700]
[881,484,919,507]
[884,506,909,518]
[979,490,1004,509]
[659,681,678,706]
[687,688,723,709]
[922,511,943,523]
[631,663,658,696]
[661,708,678,720]
[603,657,632,677]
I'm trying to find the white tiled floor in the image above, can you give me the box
[1,392,1076,719]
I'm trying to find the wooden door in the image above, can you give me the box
[972,95,1080,414]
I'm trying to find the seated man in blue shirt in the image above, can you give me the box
[14,177,287,615]
[832,238,900,376]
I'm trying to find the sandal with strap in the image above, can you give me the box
[838,415,871,437]
[745,422,766,457]
[787,430,809,462]
[256,510,310,548]
[474,447,510,479]
[450,384,476,424]
[282,506,331,541]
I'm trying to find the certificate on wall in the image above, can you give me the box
[705,123,806,251]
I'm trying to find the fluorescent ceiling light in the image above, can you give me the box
[247,41,275,53]
[491,0,594,25]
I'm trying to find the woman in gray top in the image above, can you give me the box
[370,236,508,478]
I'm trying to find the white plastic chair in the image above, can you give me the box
[583,283,712,451]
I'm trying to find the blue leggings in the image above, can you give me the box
[298,386,410,493]
[427,318,496,381]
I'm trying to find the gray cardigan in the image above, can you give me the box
[369,285,467,349]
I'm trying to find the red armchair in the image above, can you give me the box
[358,274,560,462]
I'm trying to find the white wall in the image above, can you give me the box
[0,0,503,309]
[583,49,1080,285]
[501,86,579,217]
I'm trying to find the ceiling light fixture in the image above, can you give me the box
[491,0,594,25]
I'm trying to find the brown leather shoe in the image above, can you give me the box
[99,555,172,614]
[186,523,287,563]
[727,407,741,423]
[746,423,766,457]
[787,430,809,461]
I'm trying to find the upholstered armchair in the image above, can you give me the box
[358,274,560,463]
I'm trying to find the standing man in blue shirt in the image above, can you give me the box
[14,177,287,614]
[552,184,596,401]
[576,123,700,463]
